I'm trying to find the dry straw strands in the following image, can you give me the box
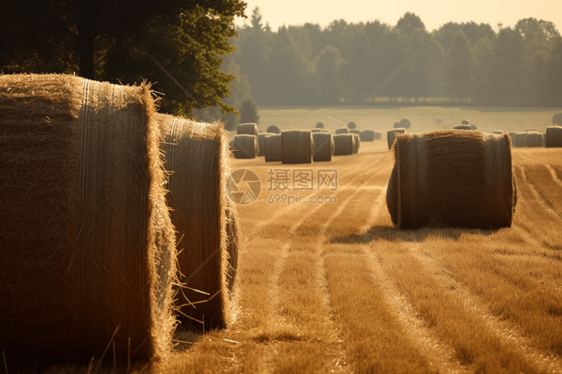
[237,123,258,136]
[386,130,516,229]
[360,129,376,142]
[232,135,258,158]
[265,134,282,162]
[546,126,562,147]
[453,125,471,130]
[387,128,407,149]
[352,133,360,154]
[0,74,176,363]
[281,130,315,164]
[526,131,543,147]
[515,132,528,148]
[333,134,355,155]
[257,133,272,156]
[335,127,349,134]
[157,113,237,330]
[312,132,334,162]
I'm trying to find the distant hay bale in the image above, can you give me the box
[387,128,407,149]
[350,129,362,135]
[399,118,411,129]
[352,133,360,154]
[493,130,503,135]
[546,126,562,147]
[335,127,349,134]
[508,132,516,145]
[526,131,543,147]
[393,122,402,128]
[348,121,357,129]
[316,122,325,129]
[157,114,237,330]
[0,74,176,363]
[525,128,537,132]
[515,132,528,148]
[311,129,325,133]
[454,125,471,130]
[386,130,516,229]
[233,135,258,158]
[461,119,470,124]
[265,134,282,162]
[360,129,376,142]
[374,131,382,140]
[281,130,314,164]
[258,133,272,156]
[237,123,258,136]
[312,132,334,162]
[333,134,355,155]
[471,124,477,130]
[266,125,281,134]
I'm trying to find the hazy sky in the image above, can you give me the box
[234,0,562,32]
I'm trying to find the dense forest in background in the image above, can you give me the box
[227,7,562,110]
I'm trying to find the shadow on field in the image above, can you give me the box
[332,225,498,244]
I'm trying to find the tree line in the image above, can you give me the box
[231,8,562,107]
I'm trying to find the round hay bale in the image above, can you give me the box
[335,127,349,134]
[233,135,258,158]
[237,123,258,136]
[399,118,411,129]
[393,122,402,128]
[0,74,176,363]
[157,114,239,331]
[493,130,503,135]
[258,133,272,156]
[515,132,528,148]
[224,200,240,292]
[360,129,376,142]
[471,125,477,130]
[526,131,543,147]
[350,129,362,135]
[333,134,355,155]
[508,132,516,145]
[386,130,516,229]
[374,131,382,140]
[454,125,471,130]
[266,125,281,134]
[348,122,357,129]
[311,128,326,133]
[551,113,562,126]
[312,132,334,162]
[316,122,325,129]
[352,133,360,154]
[281,130,315,164]
[546,126,562,147]
[461,119,470,124]
[387,128,407,149]
[265,134,282,162]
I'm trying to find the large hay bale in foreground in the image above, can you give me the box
[312,132,334,162]
[333,134,355,155]
[515,132,528,148]
[281,130,314,164]
[526,131,543,147]
[232,135,258,158]
[454,125,471,130]
[224,200,240,292]
[266,125,281,134]
[352,133,360,154]
[525,128,537,132]
[546,126,562,147]
[386,130,516,229]
[157,114,238,330]
[0,74,176,363]
[387,128,407,149]
[237,123,258,136]
[258,133,272,156]
[335,127,349,134]
[265,134,282,162]
[360,129,376,142]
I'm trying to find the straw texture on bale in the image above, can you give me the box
[224,200,240,292]
[386,130,517,229]
[515,132,528,148]
[258,133,272,156]
[352,133,360,154]
[546,126,562,147]
[333,134,355,155]
[335,127,349,134]
[360,129,376,142]
[526,131,543,147]
[265,134,282,162]
[266,125,281,134]
[281,130,315,164]
[0,74,176,363]
[387,128,407,149]
[233,135,258,158]
[157,113,238,330]
[237,123,258,136]
[312,132,334,162]
[454,125,471,130]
